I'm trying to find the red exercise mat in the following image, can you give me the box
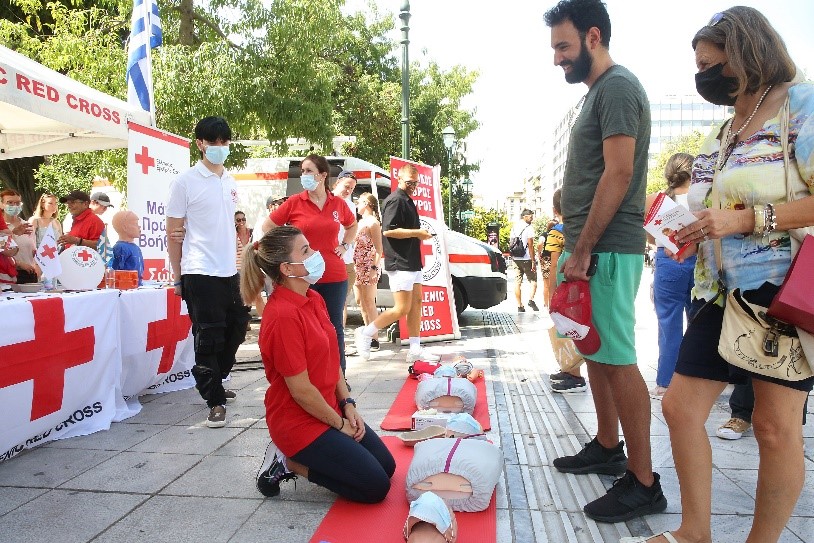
[309,436,497,543]
[380,376,491,431]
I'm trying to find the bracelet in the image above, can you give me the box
[337,418,345,431]
[753,205,766,236]
[174,281,182,286]
[765,203,777,233]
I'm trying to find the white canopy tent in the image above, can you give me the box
[0,44,151,160]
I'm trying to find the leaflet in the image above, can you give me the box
[643,192,699,255]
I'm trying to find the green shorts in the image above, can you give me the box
[558,252,642,365]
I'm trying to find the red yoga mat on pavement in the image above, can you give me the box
[309,436,497,543]
[380,376,491,431]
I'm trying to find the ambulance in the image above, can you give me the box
[232,156,507,315]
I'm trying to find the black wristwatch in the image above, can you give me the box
[338,397,356,410]
[340,242,350,250]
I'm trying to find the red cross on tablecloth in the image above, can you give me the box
[0,298,95,421]
[146,289,192,374]
[135,145,155,175]
[39,244,57,259]
[77,249,93,262]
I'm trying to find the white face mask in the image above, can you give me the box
[286,251,325,284]
[300,174,319,191]
[4,204,22,217]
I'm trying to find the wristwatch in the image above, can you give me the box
[340,242,350,250]
[338,397,356,410]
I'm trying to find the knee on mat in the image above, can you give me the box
[357,473,391,504]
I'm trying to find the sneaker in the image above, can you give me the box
[551,374,587,393]
[206,405,227,428]
[583,470,668,523]
[549,371,569,384]
[256,442,297,497]
[528,300,539,311]
[355,328,372,360]
[518,306,525,313]
[553,437,628,475]
[406,348,441,363]
[224,390,237,404]
[370,338,380,351]
[649,386,667,400]
[716,417,751,440]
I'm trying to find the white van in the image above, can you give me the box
[232,156,507,315]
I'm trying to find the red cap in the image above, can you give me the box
[549,280,601,355]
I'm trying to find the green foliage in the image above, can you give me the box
[468,206,510,250]
[532,216,552,238]
[646,131,706,194]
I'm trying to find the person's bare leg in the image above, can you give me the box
[514,269,523,307]
[584,360,620,448]
[659,373,727,543]
[357,284,377,326]
[286,457,309,478]
[528,279,537,302]
[406,283,422,337]
[372,289,412,330]
[746,380,807,543]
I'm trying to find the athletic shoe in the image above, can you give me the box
[551,374,587,393]
[716,417,751,440]
[518,306,525,313]
[527,300,539,311]
[355,328,372,360]
[553,437,628,475]
[206,405,227,428]
[649,386,667,400]
[370,338,380,351]
[549,371,569,384]
[224,390,237,404]
[583,471,668,523]
[256,442,297,497]
[406,348,441,363]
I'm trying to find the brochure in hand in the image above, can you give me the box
[643,192,699,255]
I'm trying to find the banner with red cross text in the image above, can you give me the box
[389,157,461,342]
[0,290,120,464]
[117,287,195,419]
[126,122,190,283]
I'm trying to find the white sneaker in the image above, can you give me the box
[716,417,751,440]
[406,348,440,363]
[355,328,372,360]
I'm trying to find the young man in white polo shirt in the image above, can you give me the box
[166,116,250,428]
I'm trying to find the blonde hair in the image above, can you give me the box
[663,153,694,199]
[398,163,419,181]
[239,225,302,305]
[357,192,380,222]
[32,193,58,218]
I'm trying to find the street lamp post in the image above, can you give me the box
[442,125,456,228]
[399,2,411,159]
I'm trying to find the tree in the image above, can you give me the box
[646,131,706,194]
[468,206,510,250]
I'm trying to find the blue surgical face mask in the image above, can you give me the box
[204,144,230,165]
[287,251,325,284]
[300,174,319,192]
[4,205,22,217]
[408,492,452,536]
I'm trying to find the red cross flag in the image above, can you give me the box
[0,290,119,463]
[34,224,62,280]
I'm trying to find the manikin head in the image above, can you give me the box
[111,210,141,242]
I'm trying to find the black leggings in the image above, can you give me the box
[291,424,395,503]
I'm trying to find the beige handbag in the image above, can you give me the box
[547,326,585,373]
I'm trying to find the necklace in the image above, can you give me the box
[718,85,773,170]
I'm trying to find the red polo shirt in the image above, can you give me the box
[260,286,341,457]
[68,209,105,247]
[270,190,355,283]
[0,215,6,230]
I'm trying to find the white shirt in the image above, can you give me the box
[166,161,238,277]
[510,220,533,260]
[337,196,356,264]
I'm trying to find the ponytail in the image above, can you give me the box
[238,226,303,305]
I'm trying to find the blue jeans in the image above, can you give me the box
[654,248,696,387]
[310,280,348,373]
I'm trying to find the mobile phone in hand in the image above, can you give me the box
[587,254,599,277]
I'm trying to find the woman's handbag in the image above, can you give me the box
[547,326,585,373]
[768,234,814,335]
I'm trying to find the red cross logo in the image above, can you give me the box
[40,244,57,260]
[0,298,95,421]
[420,240,435,268]
[77,249,93,262]
[146,289,192,374]
[135,145,155,175]
[654,219,662,226]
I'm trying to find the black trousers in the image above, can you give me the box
[181,274,249,408]
[291,424,396,504]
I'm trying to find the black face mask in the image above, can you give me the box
[695,63,738,106]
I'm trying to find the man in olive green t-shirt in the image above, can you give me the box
[545,0,666,525]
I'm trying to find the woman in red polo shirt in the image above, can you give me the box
[240,225,395,502]
[262,154,357,376]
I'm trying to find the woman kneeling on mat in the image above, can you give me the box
[240,225,396,502]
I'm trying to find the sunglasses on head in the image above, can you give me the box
[708,12,724,26]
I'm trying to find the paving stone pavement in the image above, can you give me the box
[0,271,812,542]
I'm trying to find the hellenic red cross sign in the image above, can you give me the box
[0,298,95,420]
[135,145,155,175]
[146,289,192,374]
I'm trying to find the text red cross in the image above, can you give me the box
[40,244,57,259]
[135,145,155,175]
[420,240,434,267]
[146,289,192,374]
[0,298,95,421]
[77,249,93,262]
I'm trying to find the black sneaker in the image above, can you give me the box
[528,300,539,311]
[553,437,628,475]
[549,371,569,383]
[518,306,525,313]
[256,442,297,497]
[583,471,668,523]
[224,390,237,404]
[370,338,380,351]
[551,374,587,393]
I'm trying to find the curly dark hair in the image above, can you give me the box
[544,0,611,47]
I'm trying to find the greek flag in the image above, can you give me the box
[126,0,162,117]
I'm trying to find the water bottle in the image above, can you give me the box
[42,277,54,291]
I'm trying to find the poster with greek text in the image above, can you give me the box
[126,122,190,282]
[389,157,461,342]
